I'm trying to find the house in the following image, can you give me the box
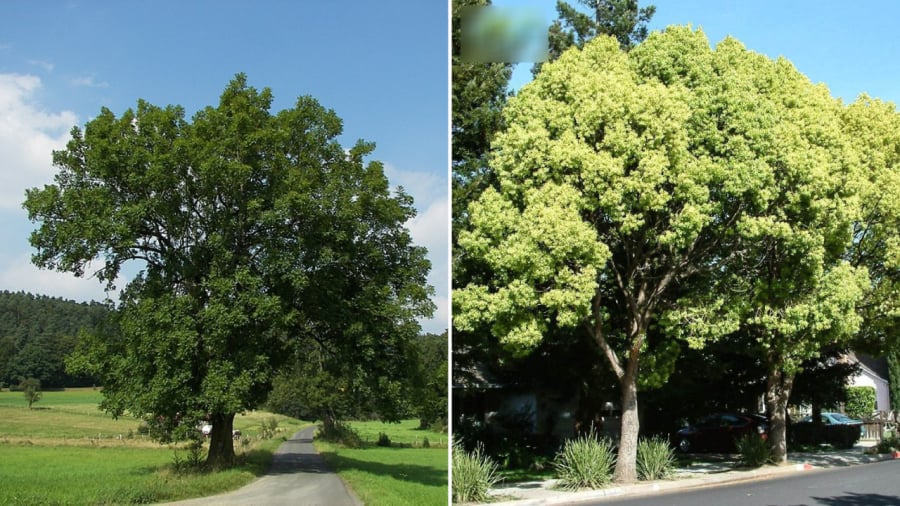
[846,352,891,414]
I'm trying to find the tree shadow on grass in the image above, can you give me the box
[319,450,446,488]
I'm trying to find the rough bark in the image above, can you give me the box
[206,412,236,468]
[765,360,794,465]
[615,360,640,483]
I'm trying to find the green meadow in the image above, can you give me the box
[315,419,449,505]
[0,388,307,505]
[0,389,449,505]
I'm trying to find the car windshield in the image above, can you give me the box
[831,413,854,422]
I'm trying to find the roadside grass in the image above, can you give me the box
[315,419,449,505]
[0,388,311,504]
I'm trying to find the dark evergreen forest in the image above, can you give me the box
[0,290,111,388]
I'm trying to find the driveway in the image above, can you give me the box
[163,425,361,506]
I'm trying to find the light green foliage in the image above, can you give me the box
[841,97,900,350]
[26,74,433,466]
[845,386,876,420]
[455,26,885,481]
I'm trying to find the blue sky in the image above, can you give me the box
[0,1,448,334]
[495,0,900,106]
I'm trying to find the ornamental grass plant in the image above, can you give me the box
[553,427,616,490]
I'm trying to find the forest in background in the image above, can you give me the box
[0,289,448,431]
[0,290,111,388]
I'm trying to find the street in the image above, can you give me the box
[594,460,900,506]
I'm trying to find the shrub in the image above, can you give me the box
[636,436,676,481]
[422,436,430,448]
[829,424,862,449]
[20,378,42,409]
[736,434,772,468]
[553,427,616,490]
[790,422,861,449]
[376,432,392,447]
[845,386,876,420]
[171,440,206,474]
[136,421,151,435]
[452,443,500,504]
[259,417,280,440]
[317,421,363,448]
[876,434,900,453]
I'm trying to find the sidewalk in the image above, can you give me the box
[487,442,894,505]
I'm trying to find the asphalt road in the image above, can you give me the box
[594,459,900,506]
[163,425,361,506]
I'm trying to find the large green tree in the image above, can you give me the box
[455,27,865,482]
[26,75,433,467]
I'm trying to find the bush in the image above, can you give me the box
[829,424,862,449]
[553,427,616,490]
[790,421,861,449]
[876,434,900,453]
[317,421,363,448]
[259,417,279,440]
[171,440,206,474]
[845,387,876,420]
[736,434,772,467]
[422,436,430,448]
[376,432,391,447]
[636,436,676,481]
[20,378,42,409]
[452,443,500,504]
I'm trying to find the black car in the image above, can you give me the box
[675,413,768,453]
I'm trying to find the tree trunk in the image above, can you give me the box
[765,361,794,465]
[615,369,640,483]
[206,412,236,468]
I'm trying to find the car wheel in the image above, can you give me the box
[678,438,691,453]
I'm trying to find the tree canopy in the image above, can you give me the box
[454,26,888,482]
[533,0,655,75]
[25,74,434,466]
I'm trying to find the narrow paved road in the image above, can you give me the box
[164,425,361,506]
[594,459,900,506]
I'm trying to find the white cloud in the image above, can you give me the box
[28,60,54,72]
[71,75,109,88]
[384,163,449,334]
[404,188,449,335]
[0,73,77,210]
[384,162,446,215]
[0,253,115,304]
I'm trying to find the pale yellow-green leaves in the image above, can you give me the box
[456,183,607,354]
[456,24,893,364]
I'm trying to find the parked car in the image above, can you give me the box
[797,412,864,428]
[675,413,768,453]
[790,412,863,448]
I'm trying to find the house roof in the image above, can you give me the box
[848,352,889,382]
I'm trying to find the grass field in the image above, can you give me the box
[0,388,309,505]
[0,389,450,505]
[315,419,449,505]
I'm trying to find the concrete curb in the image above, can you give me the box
[486,452,899,506]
